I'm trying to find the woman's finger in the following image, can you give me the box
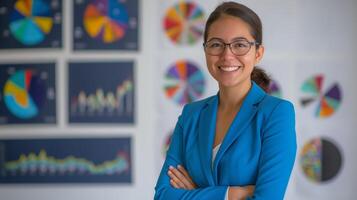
[169,166,193,189]
[177,165,197,189]
[168,168,186,189]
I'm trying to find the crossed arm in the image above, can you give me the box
[167,165,255,200]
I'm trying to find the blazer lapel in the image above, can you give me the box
[197,95,218,186]
[212,82,266,182]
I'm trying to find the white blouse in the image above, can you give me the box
[212,144,229,200]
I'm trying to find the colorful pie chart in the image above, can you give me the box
[9,0,53,45]
[164,60,205,105]
[83,0,129,43]
[163,1,205,45]
[300,137,342,183]
[3,70,46,119]
[300,75,342,118]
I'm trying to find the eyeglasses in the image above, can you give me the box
[203,38,259,56]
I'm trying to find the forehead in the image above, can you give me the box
[207,15,253,41]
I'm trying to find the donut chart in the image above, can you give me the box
[163,1,205,45]
[300,137,342,183]
[300,75,342,118]
[83,0,129,43]
[3,70,46,119]
[9,0,53,45]
[164,60,205,105]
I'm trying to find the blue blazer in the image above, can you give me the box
[155,82,297,200]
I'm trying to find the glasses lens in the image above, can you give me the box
[230,40,251,56]
[205,40,224,55]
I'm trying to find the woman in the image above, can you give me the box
[155,2,296,200]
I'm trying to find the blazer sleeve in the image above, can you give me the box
[247,100,297,200]
[154,106,228,200]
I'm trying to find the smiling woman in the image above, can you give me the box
[154,2,296,200]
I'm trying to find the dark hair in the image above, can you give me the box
[251,67,270,92]
[204,1,262,46]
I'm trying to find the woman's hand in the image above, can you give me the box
[167,165,197,190]
[228,185,255,200]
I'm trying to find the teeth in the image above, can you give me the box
[219,66,240,72]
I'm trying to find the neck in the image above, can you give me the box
[218,80,252,111]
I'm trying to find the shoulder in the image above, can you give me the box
[258,95,295,115]
[182,95,215,115]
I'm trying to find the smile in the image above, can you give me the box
[218,66,241,72]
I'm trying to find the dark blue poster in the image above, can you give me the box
[0,137,132,183]
[0,0,62,49]
[73,0,139,50]
[68,61,134,123]
[0,63,56,124]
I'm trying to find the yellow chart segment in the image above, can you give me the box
[33,17,53,33]
[4,81,29,108]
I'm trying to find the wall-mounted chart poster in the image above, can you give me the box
[0,137,132,183]
[0,63,56,124]
[0,0,62,49]
[68,61,134,124]
[73,0,138,50]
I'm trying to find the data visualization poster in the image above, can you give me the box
[68,61,134,123]
[73,0,138,50]
[0,63,56,124]
[0,0,62,49]
[0,137,132,183]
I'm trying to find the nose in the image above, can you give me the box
[221,44,235,59]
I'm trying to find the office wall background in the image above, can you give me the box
[0,0,356,199]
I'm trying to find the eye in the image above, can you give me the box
[206,40,224,48]
[232,41,249,48]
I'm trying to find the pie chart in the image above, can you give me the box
[3,70,46,119]
[83,0,129,43]
[268,79,282,98]
[300,75,342,118]
[163,1,205,45]
[9,0,53,45]
[300,137,342,183]
[164,60,205,105]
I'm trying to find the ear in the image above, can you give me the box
[254,45,264,65]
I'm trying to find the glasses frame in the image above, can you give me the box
[203,38,260,56]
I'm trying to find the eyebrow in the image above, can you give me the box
[207,37,249,42]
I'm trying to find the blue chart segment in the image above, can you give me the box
[68,62,134,123]
[0,63,56,124]
[73,0,138,50]
[0,138,132,183]
[0,0,62,48]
